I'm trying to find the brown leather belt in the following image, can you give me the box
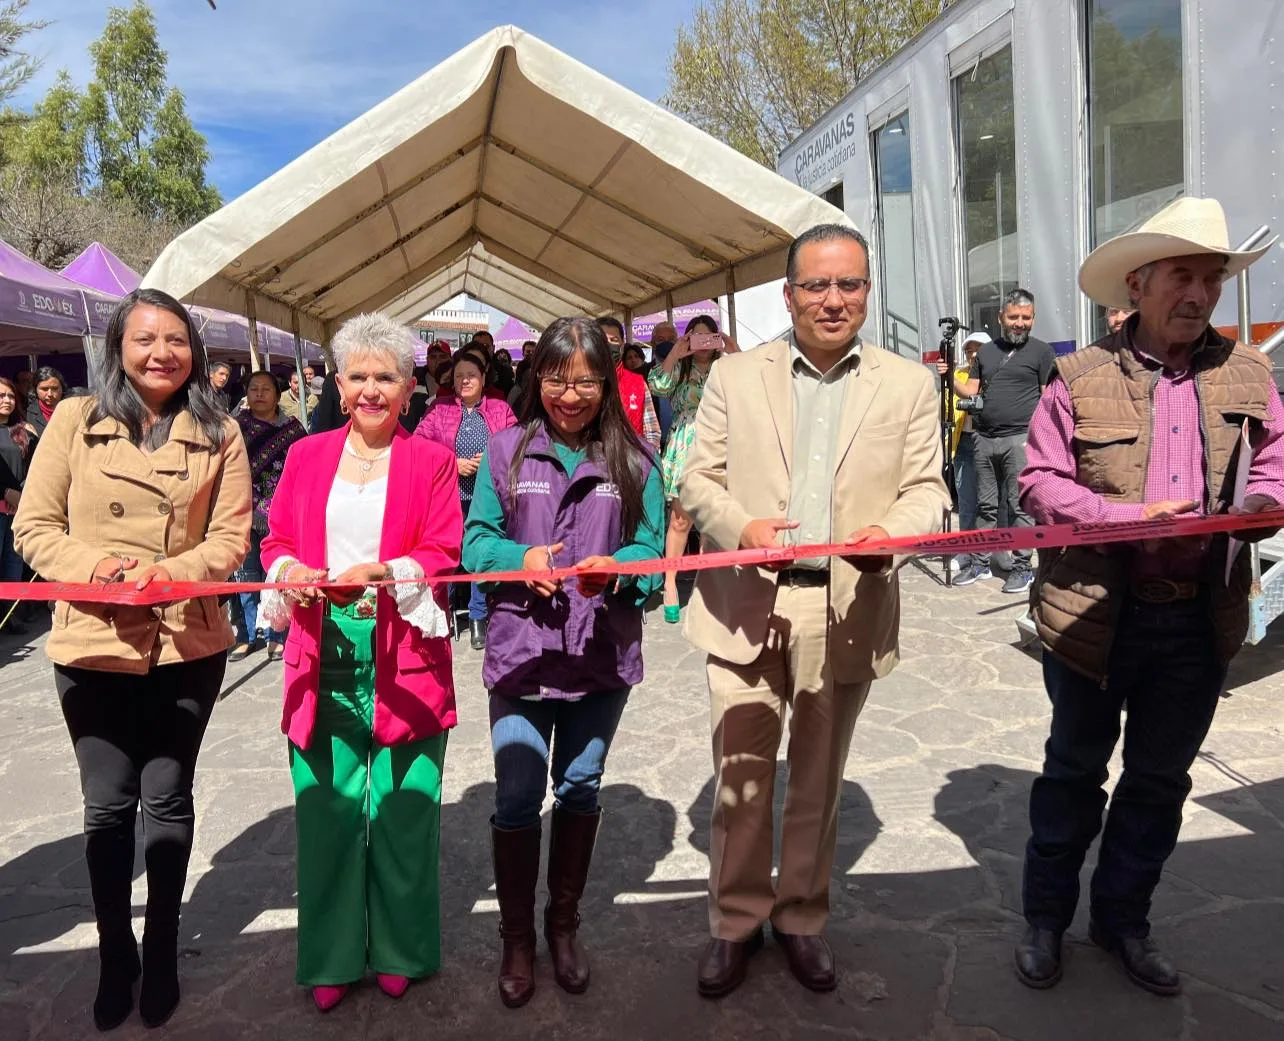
[1129,578,1202,604]
[778,568,830,588]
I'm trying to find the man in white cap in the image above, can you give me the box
[1013,197,1284,995]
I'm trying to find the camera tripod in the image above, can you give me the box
[936,318,965,587]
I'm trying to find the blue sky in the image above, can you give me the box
[14,0,701,201]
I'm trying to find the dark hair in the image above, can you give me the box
[596,316,625,339]
[452,348,488,373]
[621,344,646,368]
[495,348,513,365]
[785,223,871,282]
[1002,288,1036,310]
[91,288,227,449]
[246,369,281,401]
[510,317,651,540]
[522,340,536,350]
[676,313,720,384]
[34,366,67,393]
[0,376,30,453]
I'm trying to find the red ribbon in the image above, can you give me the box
[4,508,1281,607]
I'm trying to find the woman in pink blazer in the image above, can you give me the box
[414,347,516,649]
[260,314,463,1013]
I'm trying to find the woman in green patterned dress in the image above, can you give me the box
[646,314,739,622]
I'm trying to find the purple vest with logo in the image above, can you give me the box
[483,424,648,700]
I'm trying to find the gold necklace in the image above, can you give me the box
[343,439,391,490]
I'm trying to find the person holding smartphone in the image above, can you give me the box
[646,314,738,621]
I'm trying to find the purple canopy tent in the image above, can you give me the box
[630,299,719,343]
[62,242,323,362]
[493,316,537,358]
[0,238,117,356]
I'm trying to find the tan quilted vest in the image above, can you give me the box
[1032,325,1274,683]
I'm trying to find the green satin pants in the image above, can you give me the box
[288,603,447,985]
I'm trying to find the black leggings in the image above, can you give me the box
[56,654,224,937]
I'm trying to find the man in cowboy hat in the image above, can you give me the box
[1013,196,1284,996]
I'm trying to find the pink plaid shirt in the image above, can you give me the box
[1021,347,1284,579]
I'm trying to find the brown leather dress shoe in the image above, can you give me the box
[697,929,764,998]
[773,930,837,992]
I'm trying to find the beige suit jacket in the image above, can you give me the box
[678,338,949,682]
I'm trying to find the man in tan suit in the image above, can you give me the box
[680,224,949,997]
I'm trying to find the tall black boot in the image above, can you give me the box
[491,817,542,1008]
[138,839,188,1028]
[543,807,600,994]
[85,826,140,1032]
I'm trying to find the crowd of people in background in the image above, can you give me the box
[4,196,1281,1031]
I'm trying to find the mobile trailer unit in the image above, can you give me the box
[776,0,1284,363]
[776,0,1284,644]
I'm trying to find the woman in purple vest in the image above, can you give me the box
[463,316,665,1009]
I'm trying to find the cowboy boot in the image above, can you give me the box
[86,826,141,1032]
[543,807,601,994]
[491,817,542,1008]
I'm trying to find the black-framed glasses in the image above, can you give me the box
[540,376,604,398]
[789,277,871,300]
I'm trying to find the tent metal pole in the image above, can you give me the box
[665,292,674,324]
[291,310,309,430]
[725,268,738,340]
[623,308,633,343]
[245,291,262,373]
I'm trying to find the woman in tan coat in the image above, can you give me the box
[14,288,250,1032]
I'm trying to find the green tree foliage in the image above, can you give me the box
[0,0,47,111]
[0,1,215,268]
[664,0,953,166]
[80,1,220,225]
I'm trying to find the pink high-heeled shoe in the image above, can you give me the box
[376,974,409,998]
[312,984,349,1012]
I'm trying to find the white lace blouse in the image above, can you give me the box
[259,475,449,637]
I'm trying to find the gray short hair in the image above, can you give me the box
[1127,263,1159,307]
[1002,288,1035,310]
[331,313,417,380]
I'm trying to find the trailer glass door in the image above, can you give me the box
[1088,0,1184,245]
[955,45,1018,337]
[873,113,920,359]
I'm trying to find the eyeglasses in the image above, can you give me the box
[0,394,15,402]
[789,277,871,301]
[540,376,604,398]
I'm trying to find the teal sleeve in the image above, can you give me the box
[461,450,530,582]
[612,463,666,603]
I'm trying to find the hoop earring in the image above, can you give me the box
[400,400,410,416]
[339,400,350,415]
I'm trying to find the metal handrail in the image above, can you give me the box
[1259,324,1284,356]
[885,307,920,333]
[1237,226,1273,344]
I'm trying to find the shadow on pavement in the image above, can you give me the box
[4,768,1282,1040]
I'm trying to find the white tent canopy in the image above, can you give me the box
[142,24,848,343]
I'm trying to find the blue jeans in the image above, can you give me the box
[1022,595,1226,937]
[232,532,286,644]
[450,581,488,622]
[954,433,978,568]
[489,690,630,829]
[0,513,22,584]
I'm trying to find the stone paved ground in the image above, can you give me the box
[1,563,1282,1041]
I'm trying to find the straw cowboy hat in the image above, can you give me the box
[1079,197,1277,310]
